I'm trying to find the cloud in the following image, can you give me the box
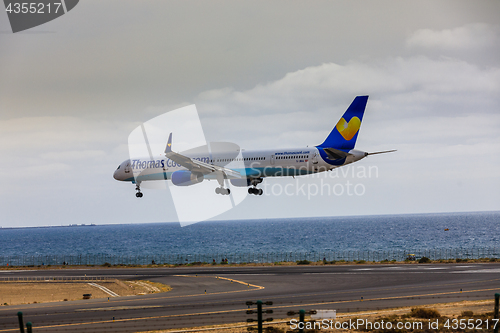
[192,54,500,214]
[197,56,500,115]
[40,150,107,160]
[406,23,500,50]
[192,56,500,151]
[0,116,134,180]
[2,40,500,226]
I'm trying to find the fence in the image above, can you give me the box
[0,276,113,282]
[0,248,498,266]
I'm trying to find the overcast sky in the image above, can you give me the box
[0,1,499,227]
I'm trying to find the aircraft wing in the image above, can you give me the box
[164,133,243,179]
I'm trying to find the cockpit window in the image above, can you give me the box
[117,165,121,170]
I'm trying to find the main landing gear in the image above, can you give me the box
[248,178,263,195]
[214,172,231,195]
[135,183,143,198]
[215,187,231,195]
[248,187,263,195]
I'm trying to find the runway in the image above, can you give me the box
[0,263,499,332]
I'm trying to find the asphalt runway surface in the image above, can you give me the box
[0,263,499,332]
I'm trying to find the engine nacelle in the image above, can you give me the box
[171,171,204,186]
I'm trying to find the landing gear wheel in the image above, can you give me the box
[135,192,143,198]
[248,187,263,195]
[216,187,230,195]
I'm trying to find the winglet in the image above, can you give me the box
[165,133,173,153]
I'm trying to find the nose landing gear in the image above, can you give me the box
[135,183,143,198]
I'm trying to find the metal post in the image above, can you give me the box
[257,300,263,333]
[26,322,32,333]
[17,312,25,333]
[494,293,499,333]
[298,309,305,333]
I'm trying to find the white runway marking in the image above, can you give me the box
[77,305,162,312]
[452,268,500,274]
[220,273,277,276]
[88,282,119,297]
[351,266,450,272]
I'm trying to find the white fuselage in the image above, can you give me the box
[113,147,367,183]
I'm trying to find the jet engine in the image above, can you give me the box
[171,171,204,186]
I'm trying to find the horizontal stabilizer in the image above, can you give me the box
[367,149,397,156]
[322,147,352,160]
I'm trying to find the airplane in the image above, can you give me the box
[113,95,395,197]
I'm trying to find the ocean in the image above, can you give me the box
[0,211,498,259]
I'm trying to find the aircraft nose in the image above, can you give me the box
[113,169,120,180]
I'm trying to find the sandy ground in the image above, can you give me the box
[137,299,496,333]
[0,280,170,305]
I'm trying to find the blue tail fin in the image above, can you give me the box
[164,133,172,153]
[317,95,368,150]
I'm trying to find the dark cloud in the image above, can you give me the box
[0,2,499,226]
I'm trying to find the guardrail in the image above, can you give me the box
[0,248,498,267]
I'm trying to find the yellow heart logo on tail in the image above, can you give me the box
[336,117,361,141]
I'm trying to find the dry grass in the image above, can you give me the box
[408,307,441,319]
[137,300,495,333]
[0,280,170,306]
